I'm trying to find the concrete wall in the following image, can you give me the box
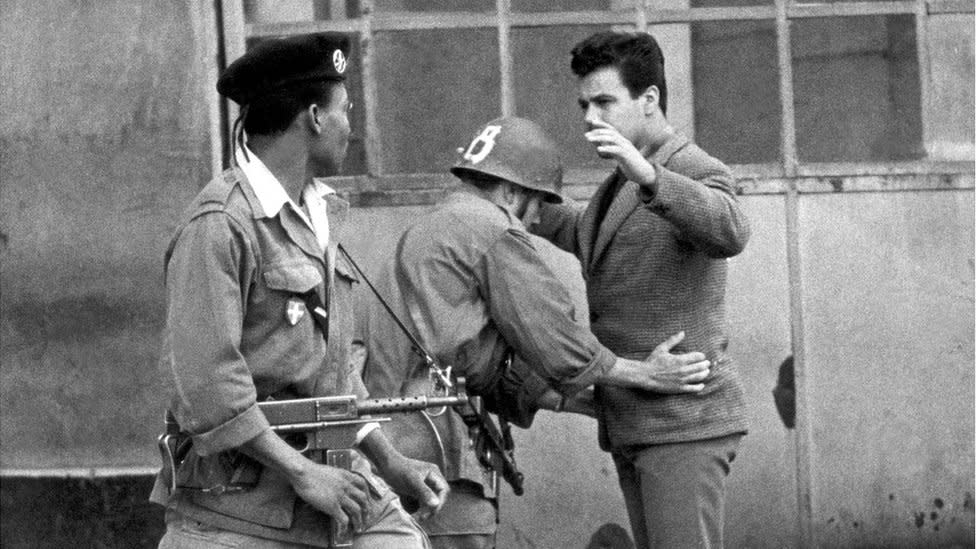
[1,1,218,471]
[800,192,975,546]
[1,1,973,547]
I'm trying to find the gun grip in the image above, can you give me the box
[509,470,525,496]
[326,449,355,548]
[157,433,178,495]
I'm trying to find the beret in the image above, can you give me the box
[217,32,351,105]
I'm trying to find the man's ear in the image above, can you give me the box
[307,104,323,134]
[502,182,519,205]
[642,86,659,117]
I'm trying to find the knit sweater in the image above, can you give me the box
[533,133,750,450]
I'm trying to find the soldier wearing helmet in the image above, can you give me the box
[360,116,712,549]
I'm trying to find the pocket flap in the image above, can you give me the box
[263,260,323,293]
[335,252,359,283]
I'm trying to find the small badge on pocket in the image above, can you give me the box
[285,298,306,326]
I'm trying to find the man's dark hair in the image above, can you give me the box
[243,80,340,136]
[570,31,668,115]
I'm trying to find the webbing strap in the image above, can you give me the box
[337,243,453,390]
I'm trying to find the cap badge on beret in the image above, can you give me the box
[333,50,347,74]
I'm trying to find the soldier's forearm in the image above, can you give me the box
[596,357,646,388]
[356,427,402,472]
[239,429,313,485]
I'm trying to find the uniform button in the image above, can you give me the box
[589,312,599,323]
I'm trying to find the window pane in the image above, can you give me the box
[691,20,780,164]
[925,14,975,160]
[512,0,615,11]
[792,16,923,162]
[242,35,369,175]
[373,0,492,12]
[244,0,361,22]
[375,29,500,173]
[512,25,623,170]
[794,0,894,3]
[691,0,772,7]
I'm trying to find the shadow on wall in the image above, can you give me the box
[585,522,635,549]
[773,355,796,429]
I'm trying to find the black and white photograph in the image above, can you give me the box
[1,1,973,548]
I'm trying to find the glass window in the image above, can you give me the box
[512,25,622,170]
[924,14,975,160]
[690,0,771,7]
[691,20,780,164]
[374,29,500,174]
[244,0,355,23]
[794,0,894,3]
[512,0,614,12]
[792,15,923,162]
[373,0,493,12]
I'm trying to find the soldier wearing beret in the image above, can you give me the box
[150,33,446,548]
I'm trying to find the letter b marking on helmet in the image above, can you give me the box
[462,125,502,164]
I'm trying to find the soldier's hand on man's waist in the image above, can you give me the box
[638,331,710,393]
[598,331,710,394]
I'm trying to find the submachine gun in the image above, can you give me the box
[158,380,469,547]
[157,244,527,546]
[457,393,525,496]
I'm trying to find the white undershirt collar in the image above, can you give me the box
[235,144,335,248]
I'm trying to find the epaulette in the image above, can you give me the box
[164,168,248,270]
[186,168,245,218]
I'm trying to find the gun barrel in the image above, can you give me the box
[357,393,468,415]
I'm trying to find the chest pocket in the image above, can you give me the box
[613,210,658,243]
[614,210,691,251]
[263,259,324,293]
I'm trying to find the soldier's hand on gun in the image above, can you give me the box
[640,331,710,393]
[292,463,372,533]
[584,119,657,186]
[377,454,450,520]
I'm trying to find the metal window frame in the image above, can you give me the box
[217,0,974,204]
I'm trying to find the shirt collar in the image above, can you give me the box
[235,144,292,218]
[234,145,337,218]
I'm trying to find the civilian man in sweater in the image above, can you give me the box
[532,31,751,548]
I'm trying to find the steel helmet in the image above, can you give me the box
[451,117,563,203]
